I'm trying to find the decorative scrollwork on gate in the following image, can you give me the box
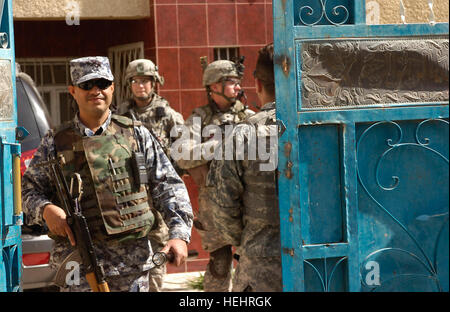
[300,38,449,109]
[1,245,20,292]
[298,0,350,26]
[373,119,449,191]
[357,119,449,291]
[304,256,348,291]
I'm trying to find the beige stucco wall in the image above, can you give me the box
[367,0,449,24]
[12,0,449,23]
[13,0,150,20]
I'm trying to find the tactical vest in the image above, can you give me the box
[193,100,252,129]
[53,115,155,243]
[121,96,182,156]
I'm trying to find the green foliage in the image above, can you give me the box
[186,273,205,290]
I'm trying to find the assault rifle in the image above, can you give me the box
[37,155,110,292]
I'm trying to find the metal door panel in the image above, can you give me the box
[274,0,449,292]
[1,0,22,292]
[298,124,344,244]
[357,119,449,292]
[1,131,14,226]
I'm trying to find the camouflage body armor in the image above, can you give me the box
[207,102,282,291]
[53,115,155,243]
[194,100,250,130]
[121,94,184,157]
[237,103,280,258]
[176,100,253,171]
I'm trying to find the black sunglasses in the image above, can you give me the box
[77,79,113,91]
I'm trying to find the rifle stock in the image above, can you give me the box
[86,272,110,292]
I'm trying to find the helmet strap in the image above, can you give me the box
[209,80,236,105]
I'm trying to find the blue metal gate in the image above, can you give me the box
[274,0,449,291]
[0,0,22,292]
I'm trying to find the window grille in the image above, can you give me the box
[213,47,240,61]
[108,42,144,108]
[16,58,74,126]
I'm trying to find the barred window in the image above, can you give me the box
[108,41,144,106]
[16,58,74,126]
[214,47,240,61]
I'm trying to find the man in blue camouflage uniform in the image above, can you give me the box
[206,44,282,291]
[118,59,185,292]
[22,56,193,292]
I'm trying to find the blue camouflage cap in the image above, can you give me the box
[70,56,114,85]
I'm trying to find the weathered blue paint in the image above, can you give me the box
[298,105,449,125]
[274,0,449,292]
[293,23,449,39]
[0,0,22,292]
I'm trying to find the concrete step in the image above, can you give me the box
[161,271,205,292]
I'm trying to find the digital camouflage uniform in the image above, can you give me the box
[119,95,184,158]
[176,59,254,292]
[206,102,282,292]
[22,57,193,292]
[175,101,254,292]
[171,59,254,291]
[118,59,184,158]
[118,59,185,291]
[119,96,185,291]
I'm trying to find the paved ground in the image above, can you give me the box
[161,271,205,292]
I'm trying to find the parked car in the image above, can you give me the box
[16,66,58,291]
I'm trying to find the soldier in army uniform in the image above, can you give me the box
[172,59,254,292]
[118,59,185,291]
[22,56,193,292]
[118,59,184,158]
[206,44,282,292]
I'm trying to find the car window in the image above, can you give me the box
[22,77,51,134]
[17,74,51,152]
[17,78,42,152]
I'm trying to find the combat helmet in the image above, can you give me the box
[201,57,246,106]
[125,59,164,85]
[202,60,244,87]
